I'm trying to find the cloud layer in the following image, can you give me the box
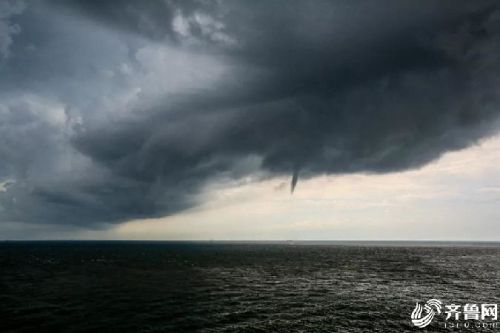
[1,0,500,227]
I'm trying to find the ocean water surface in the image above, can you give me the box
[1,241,500,332]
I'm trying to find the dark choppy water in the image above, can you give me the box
[2,241,500,332]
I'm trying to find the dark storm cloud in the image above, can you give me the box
[1,0,500,227]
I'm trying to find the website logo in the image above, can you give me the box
[411,299,442,328]
[410,299,499,329]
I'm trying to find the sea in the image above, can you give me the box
[2,241,500,332]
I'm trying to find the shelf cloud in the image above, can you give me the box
[1,0,500,227]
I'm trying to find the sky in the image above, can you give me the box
[1,0,500,240]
